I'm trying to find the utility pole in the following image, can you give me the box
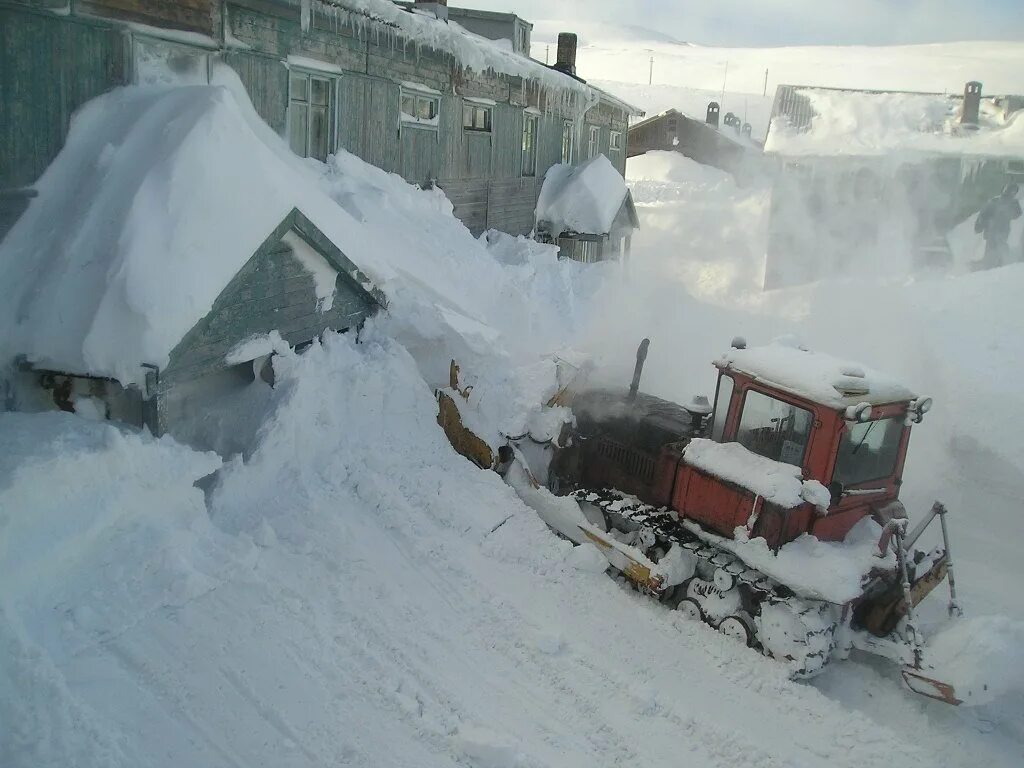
[545,45,550,65]
[720,61,729,110]
[648,56,654,85]
[763,68,768,97]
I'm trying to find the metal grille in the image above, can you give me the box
[596,437,654,483]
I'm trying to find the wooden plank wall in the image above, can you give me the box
[164,238,376,388]
[77,0,216,35]
[0,7,126,188]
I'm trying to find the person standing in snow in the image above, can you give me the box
[973,183,1022,270]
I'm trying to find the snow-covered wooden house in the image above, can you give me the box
[764,82,1024,288]
[0,86,385,443]
[627,105,762,179]
[0,0,641,242]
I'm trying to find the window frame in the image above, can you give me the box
[463,102,493,133]
[521,111,539,177]
[735,388,815,468]
[400,87,441,130]
[288,68,337,162]
[561,120,574,164]
[610,130,622,151]
[587,125,600,159]
[832,417,905,486]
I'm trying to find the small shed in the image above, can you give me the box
[0,85,385,447]
[534,155,640,262]
[627,106,762,179]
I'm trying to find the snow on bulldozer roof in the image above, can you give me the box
[717,340,917,409]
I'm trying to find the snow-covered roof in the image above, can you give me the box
[535,155,633,236]
[0,74,393,386]
[766,85,1024,157]
[306,0,642,116]
[716,341,917,409]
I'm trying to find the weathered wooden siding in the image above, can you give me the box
[77,0,216,34]
[224,50,288,133]
[437,179,488,234]
[487,177,539,236]
[164,230,378,388]
[0,7,126,188]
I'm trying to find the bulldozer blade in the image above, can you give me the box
[901,668,962,705]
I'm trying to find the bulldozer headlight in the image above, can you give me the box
[844,402,873,422]
[908,397,933,424]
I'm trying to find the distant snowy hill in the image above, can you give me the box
[530,25,1024,141]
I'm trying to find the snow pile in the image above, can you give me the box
[923,616,1024,706]
[683,438,829,510]
[1,333,938,768]
[682,517,893,604]
[536,155,629,236]
[720,340,917,408]
[766,88,1024,157]
[627,150,735,204]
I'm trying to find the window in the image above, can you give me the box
[289,71,334,161]
[610,130,622,151]
[833,417,904,485]
[522,113,538,176]
[561,120,574,163]
[400,88,440,127]
[736,390,813,467]
[711,374,735,442]
[463,103,492,132]
[587,125,600,159]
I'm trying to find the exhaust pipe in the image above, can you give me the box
[628,338,650,401]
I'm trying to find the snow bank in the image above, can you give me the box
[721,339,916,408]
[923,616,1024,706]
[766,88,1024,157]
[683,438,828,509]
[682,516,892,604]
[536,155,629,236]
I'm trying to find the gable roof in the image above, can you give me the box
[766,84,1024,158]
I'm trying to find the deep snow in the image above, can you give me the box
[3,36,1024,768]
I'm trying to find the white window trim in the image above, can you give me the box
[521,111,539,177]
[400,85,441,130]
[587,125,600,159]
[287,67,339,161]
[561,119,574,164]
[463,100,493,133]
[610,130,622,151]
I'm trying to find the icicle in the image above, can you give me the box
[300,0,311,33]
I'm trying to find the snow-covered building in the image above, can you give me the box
[764,82,1024,288]
[627,105,762,180]
[535,155,639,262]
[0,85,387,443]
[0,0,641,242]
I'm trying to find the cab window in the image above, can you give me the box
[833,417,903,485]
[736,390,813,466]
[710,374,734,442]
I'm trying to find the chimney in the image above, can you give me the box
[706,101,720,127]
[962,80,982,128]
[554,32,578,76]
[413,0,448,22]
[742,123,752,137]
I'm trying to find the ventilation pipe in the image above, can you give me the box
[706,101,720,127]
[554,32,578,76]
[962,81,982,128]
[413,0,448,21]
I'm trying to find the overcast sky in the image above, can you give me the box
[457,0,1024,47]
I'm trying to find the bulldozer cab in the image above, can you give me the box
[709,344,930,542]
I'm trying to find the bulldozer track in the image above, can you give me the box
[574,487,838,677]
